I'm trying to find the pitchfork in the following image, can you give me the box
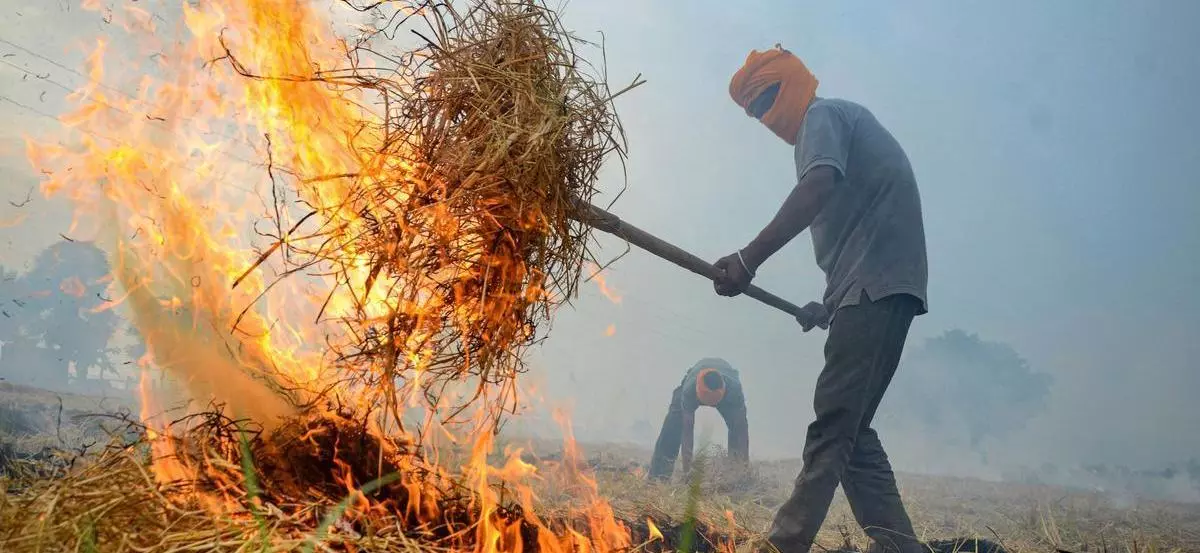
[571,200,828,329]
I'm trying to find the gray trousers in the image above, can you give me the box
[767,292,923,553]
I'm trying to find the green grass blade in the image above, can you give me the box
[300,471,402,553]
[680,427,714,553]
[78,517,98,553]
[236,423,269,550]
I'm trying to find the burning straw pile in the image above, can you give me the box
[251,0,645,427]
[0,411,730,553]
[0,0,675,551]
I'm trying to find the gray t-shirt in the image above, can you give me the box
[679,357,744,412]
[794,97,929,316]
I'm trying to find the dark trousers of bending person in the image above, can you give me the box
[649,357,749,480]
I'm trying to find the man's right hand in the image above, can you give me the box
[796,301,830,332]
[712,251,755,297]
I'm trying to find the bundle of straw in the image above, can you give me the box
[235,0,642,428]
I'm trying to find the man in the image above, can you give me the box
[648,357,749,481]
[712,45,930,553]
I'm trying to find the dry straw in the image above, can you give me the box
[224,0,643,430]
[4,0,657,550]
[0,414,726,552]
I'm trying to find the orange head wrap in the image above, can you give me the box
[694,367,727,407]
[728,45,819,145]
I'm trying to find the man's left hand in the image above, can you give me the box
[796,301,830,332]
[713,252,754,297]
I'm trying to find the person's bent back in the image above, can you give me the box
[648,357,749,480]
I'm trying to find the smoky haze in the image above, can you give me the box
[1,0,1198,496]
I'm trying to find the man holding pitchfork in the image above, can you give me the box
[712,45,930,553]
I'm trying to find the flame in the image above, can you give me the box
[20,1,642,551]
[137,361,190,487]
[585,262,623,304]
[0,213,27,229]
[647,517,664,542]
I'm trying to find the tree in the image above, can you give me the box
[0,241,120,391]
[884,329,1053,449]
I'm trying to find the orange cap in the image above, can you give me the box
[728,45,819,145]
[694,367,727,406]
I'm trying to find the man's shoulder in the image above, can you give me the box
[796,97,869,149]
[807,97,866,115]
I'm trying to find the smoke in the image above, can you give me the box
[103,199,297,430]
[1001,461,1200,506]
[117,266,297,428]
[881,330,1054,450]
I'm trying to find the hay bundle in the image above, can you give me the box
[245,0,643,426]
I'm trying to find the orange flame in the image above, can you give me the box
[16,1,646,551]
[0,213,27,229]
[647,517,664,542]
[585,262,623,305]
[22,1,643,551]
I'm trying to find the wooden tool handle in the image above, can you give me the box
[571,200,809,319]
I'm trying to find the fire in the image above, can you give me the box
[19,0,651,551]
[647,517,665,542]
[0,213,27,229]
[586,262,623,304]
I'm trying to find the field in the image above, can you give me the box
[503,436,1200,553]
[3,383,1198,553]
[0,381,136,467]
[550,442,1200,553]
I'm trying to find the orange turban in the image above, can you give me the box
[728,45,819,145]
[694,367,727,407]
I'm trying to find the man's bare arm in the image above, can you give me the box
[739,165,839,272]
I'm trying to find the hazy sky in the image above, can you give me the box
[1,1,1197,473]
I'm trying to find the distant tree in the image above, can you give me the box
[885,329,1053,449]
[0,241,119,391]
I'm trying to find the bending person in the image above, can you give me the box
[648,357,749,480]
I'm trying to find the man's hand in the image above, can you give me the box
[713,252,754,297]
[796,301,830,332]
